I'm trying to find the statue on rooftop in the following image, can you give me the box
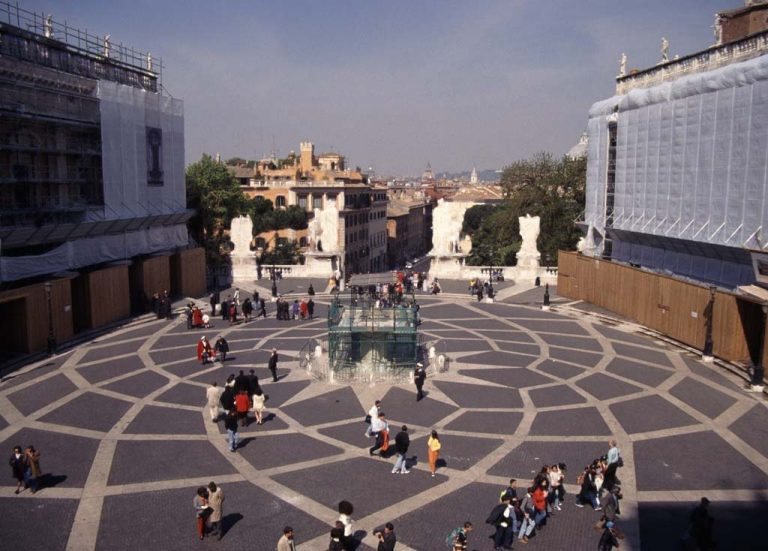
[661,37,669,62]
[103,34,111,58]
[619,53,627,77]
[44,15,53,38]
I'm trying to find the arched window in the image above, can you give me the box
[299,236,308,247]
[275,195,286,208]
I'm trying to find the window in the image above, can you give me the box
[298,195,307,209]
[275,195,286,208]
[313,195,322,209]
[255,237,266,249]
[299,236,308,247]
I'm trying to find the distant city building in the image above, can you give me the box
[567,132,588,160]
[582,0,768,288]
[227,142,386,274]
[0,3,203,354]
[421,162,434,182]
[470,167,478,185]
[385,189,434,268]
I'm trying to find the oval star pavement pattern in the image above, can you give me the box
[1,289,766,551]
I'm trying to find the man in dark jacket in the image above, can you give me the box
[414,363,426,401]
[248,369,261,396]
[375,522,396,551]
[234,370,249,393]
[486,495,514,551]
[268,349,279,382]
[391,426,410,474]
[219,385,235,414]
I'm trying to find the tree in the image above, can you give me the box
[186,154,250,267]
[260,239,300,265]
[466,153,586,265]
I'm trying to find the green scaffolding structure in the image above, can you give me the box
[327,286,420,378]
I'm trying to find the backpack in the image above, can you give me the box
[445,527,461,547]
[617,455,624,468]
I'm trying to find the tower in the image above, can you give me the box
[300,141,314,173]
[470,167,478,185]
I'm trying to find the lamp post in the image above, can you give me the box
[750,303,767,392]
[44,281,56,355]
[542,283,551,311]
[702,285,716,362]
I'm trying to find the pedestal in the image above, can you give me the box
[303,252,337,278]
[231,255,258,280]
[515,251,541,283]
[428,254,467,279]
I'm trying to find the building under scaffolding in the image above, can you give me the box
[327,274,420,380]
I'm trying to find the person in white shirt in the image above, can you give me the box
[205,382,221,422]
[368,412,389,457]
[364,400,381,438]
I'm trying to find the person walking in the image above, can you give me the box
[221,297,229,321]
[193,486,211,541]
[207,481,224,539]
[604,439,622,492]
[23,445,41,494]
[364,400,381,438]
[205,382,221,423]
[224,410,240,452]
[235,390,250,427]
[450,522,473,551]
[375,522,396,551]
[369,412,389,457]
[9,446,26,494]
[258,297,267,318]
[518,486,535,544]
[219,383,235,416]
[307,298,315,320]
[392,426,410,474]
[414,363,426,401]
[268,349,279,382]
[252,388,266,425]
[427,430,441,477]
[486,495,515,551]
[277,526,297,551]
[209,291,217,317]
[597,520,623,551]
[214,336,229,362]
[337,500,355,551]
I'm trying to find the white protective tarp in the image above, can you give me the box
[585,54,768,286]
[0,225,188,282]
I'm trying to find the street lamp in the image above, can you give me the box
[702,285,716,362]
[44,281,56,355]
[542,283,551,311]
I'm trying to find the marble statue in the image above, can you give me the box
[230,215,254,256]
[661,37,669,62]
[315,204,339,253]
[518,214,540,255]
[308,209,322,252]
[619,53,627,77]
[431,199,469,256]
[44,15,53,38]
[103,34,111,58]
[714,15,723,46]
[147,52,153,72]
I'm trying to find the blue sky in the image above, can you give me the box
[25,0,727,175]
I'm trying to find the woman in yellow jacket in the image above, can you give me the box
[427,430,441,477]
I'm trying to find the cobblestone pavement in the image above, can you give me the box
[1,290,766,550]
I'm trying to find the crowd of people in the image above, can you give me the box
[275,296,315,321]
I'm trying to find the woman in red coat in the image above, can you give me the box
[192,307,203,328]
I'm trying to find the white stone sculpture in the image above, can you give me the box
[147,52,153,72]
[308,210,322,251]
[518,214,540,255]
[44,15,53,38]
[103,34,111,58]
[714,15,723,46]
[431,199,472,256]
[316,204,339,253]
[661,37,669,62]
[230,215,254,256]
[619,53,627,77]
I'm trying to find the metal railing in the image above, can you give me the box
[300,334,448,384]
[0,1,161,89]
